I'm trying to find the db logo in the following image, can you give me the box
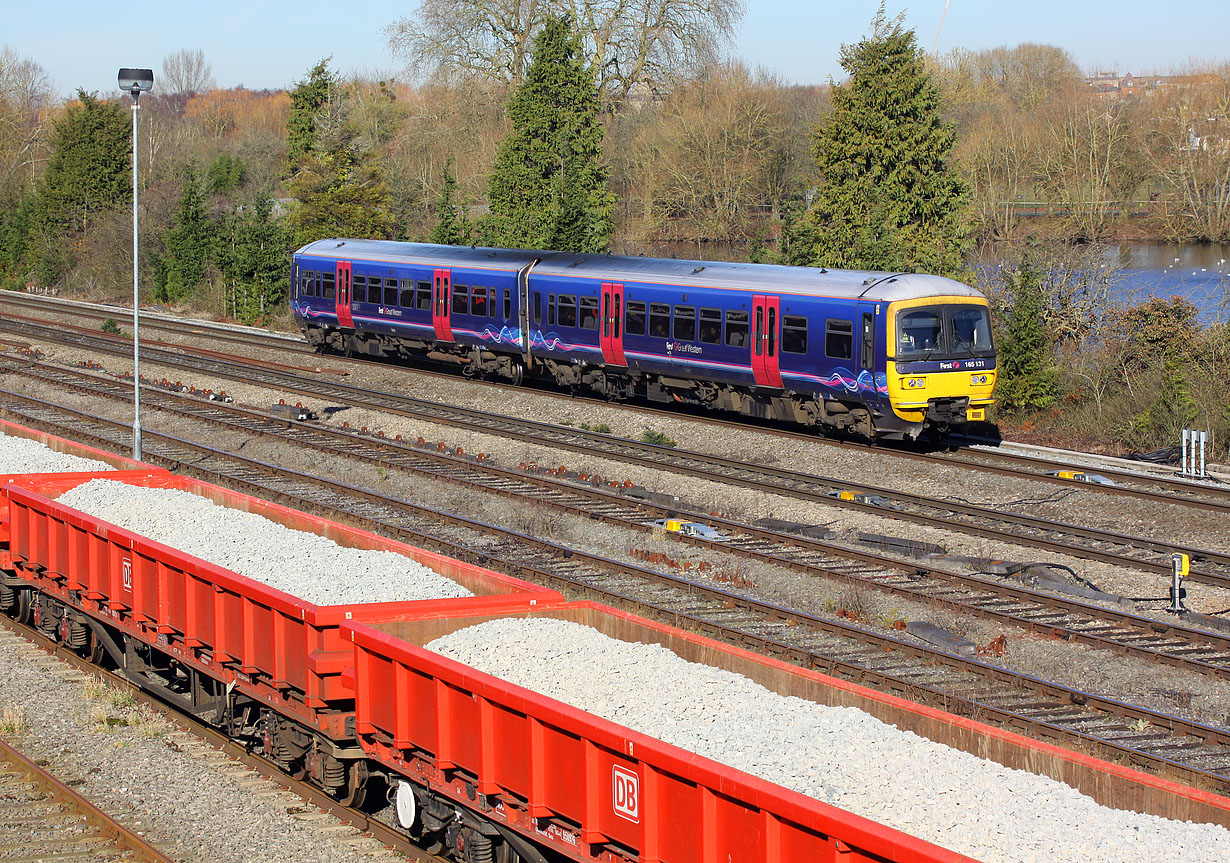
[122,558,133,592]
[612,765,639,822]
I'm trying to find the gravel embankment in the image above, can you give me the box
[0,434,115,473]
[429,617,1230,863]
[55,479,471,606]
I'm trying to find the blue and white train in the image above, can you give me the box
[290,240,996,440]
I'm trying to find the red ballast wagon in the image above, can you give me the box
[346,602,1230,863]
[1,471,559,804]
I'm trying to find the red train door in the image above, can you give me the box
[335,260,354,329]
[600,282,626,366]
[751,294,783,388]
[433,268,453,341]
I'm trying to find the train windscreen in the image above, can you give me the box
[895,305,993,360]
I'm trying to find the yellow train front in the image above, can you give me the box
[878,282,997,438]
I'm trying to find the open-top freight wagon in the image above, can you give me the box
[1,468,560,806]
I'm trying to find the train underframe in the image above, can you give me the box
[0,573,552,863]
[301,324,931,440]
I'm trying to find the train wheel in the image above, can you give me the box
[86,629,106,664]
[338,760,369,808]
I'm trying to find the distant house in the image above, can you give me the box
[1083,71,1219,100]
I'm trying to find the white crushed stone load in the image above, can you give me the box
[55,480,472,606]
[0,434,115,474]
[428,618,1230,863]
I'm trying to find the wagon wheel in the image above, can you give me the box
[339,760,369,808]
[86,629,106,664]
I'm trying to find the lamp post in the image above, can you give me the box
[118,68,153,459]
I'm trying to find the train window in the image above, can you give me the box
[896,309,941,357]
[699,308,721,344]
[825,319,853,359]
[673,305,696,341]
[862,313,874,367]
[782,315,807,354]
[452,283,469,314]
[314,271,322,297]
[625,300,646,335]
[725,310,748,347]
[417,281,432,310]
[767,308,778,357]
[350,274,366,302]
[548,294,556,326]
[489,288,497,317]
[649,303,670,338]
[504,289,511,319]
[579,296,599,330]
[533,292,542,324]
[471,285,488,317]
[951,306,993,354]
[558,295,577,328]
[384,278,398,307]
[323,272,336,300]
[400,280,414,308]
[300,271,313,298]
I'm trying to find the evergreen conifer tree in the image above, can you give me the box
[286,59,334,176]
[153,162,210,303]
[35,89,130,279]
[284,59,395,247]
[792,8,969,276]
[217,195,290,323]
[994,257,1059,411]
[485,14,614,252]
[427,160,469,245]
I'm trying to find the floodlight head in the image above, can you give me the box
[117,68,154,95]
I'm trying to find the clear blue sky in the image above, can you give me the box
[8,1,1227,100]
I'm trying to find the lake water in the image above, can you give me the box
[1107,243,1230,325]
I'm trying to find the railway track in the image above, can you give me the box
[3,312,1229,596]
[4,295,1228,512]
[8,358,1230,687]
[0,709,176,862]
[0,616,442,863]
[6,392,1230,800]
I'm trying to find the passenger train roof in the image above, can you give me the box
[295,239,984,303]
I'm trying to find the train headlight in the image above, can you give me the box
[904,377,926,389]
[970,374,989,385]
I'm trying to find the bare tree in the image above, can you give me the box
[1143,64,1230,243]
[384,0,745,104]
[625,63,785,252]
[160,49,215,96]
[0,45,53,196]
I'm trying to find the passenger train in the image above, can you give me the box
[291,240,996,440]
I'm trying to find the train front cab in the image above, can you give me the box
[883,295,997,437]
